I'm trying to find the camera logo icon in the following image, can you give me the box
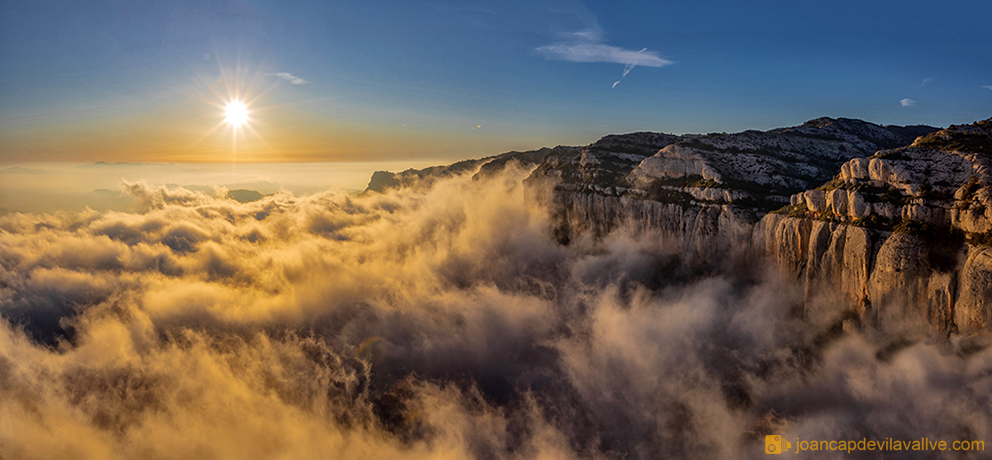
[765,435,792,454]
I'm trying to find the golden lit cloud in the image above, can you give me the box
[1,167,990,459]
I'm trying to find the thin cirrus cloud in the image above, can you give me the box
[267,72,309,85]
[900,98,916,107]
[983,85,992,91]
[536,29,672,88]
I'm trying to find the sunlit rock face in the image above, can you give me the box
[529,117,935,214]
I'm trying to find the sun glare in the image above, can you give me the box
[192,63,277,157]
[224,100,249,127]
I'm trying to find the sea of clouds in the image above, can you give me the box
[1,164,990,459]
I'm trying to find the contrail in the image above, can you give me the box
[612,48,647,89]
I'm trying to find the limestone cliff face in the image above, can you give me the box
[549,182,992,338]
[759,216,951,335]
[957,246,992,330]
[548,192,759,271]
[756,212,992,338]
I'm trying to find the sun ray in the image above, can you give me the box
[243,65,268,103]
[245,97,332,114]
[241,120,275,151]
[206,82,231,109]
[190,119,229,147]
[245,81,282,107]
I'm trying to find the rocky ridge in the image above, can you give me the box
[365,147,565,193]
[367,117,992,339]
[529,117,936,212]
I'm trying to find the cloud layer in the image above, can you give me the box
[1,166,990,459]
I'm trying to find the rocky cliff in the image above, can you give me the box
[769,120,992,336]
[368,117,992,339]
[365,148,563,193]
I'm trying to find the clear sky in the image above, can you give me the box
[1,0,990,163]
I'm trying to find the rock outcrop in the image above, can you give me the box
[365,148,564,193]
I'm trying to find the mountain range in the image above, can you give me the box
[367,116,992,340]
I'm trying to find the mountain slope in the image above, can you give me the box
[528,117,937,212]
[365,117,992,338]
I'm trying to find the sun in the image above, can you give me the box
[224,100,249,128]
[191,62,278,158]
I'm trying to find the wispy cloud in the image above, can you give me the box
[536,29,672,88]
[267,72,308,85]
[983,85,992,91]
[900,98,916,107]
[538,41,670,67]
[919,77,933,88]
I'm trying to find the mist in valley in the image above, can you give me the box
[0,164,989,459]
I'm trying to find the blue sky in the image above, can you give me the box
[1,0,990,163]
